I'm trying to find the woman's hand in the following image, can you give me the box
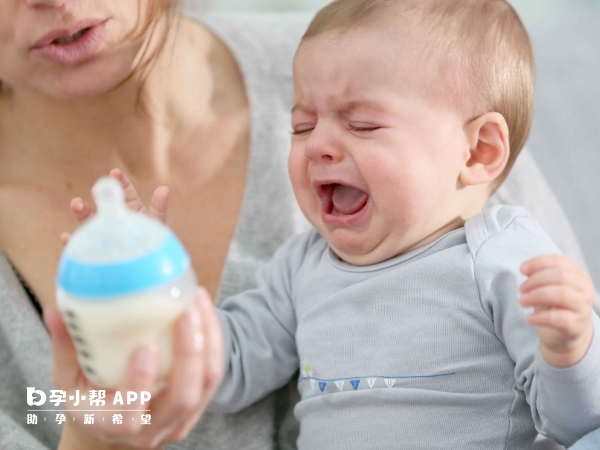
[47,288,224,449]
[60,168,170,245]
[54,168,224,448]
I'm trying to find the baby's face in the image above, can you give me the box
[290,26,473,265]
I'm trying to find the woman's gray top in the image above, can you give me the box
[0,11,590,450]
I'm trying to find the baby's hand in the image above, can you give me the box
[520,255,595,368]
[61,168,169,245]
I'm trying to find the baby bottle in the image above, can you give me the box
[56,177,197,389]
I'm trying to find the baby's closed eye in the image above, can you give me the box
[348,124,380,133]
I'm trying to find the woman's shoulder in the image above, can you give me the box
[183,10,314,79]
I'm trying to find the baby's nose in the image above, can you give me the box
[304,125,344,163]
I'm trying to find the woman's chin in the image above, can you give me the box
[42,80,121,100]
[29,54,139,100]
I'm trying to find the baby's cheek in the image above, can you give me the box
[372,170,433,227]
[288,153,317,218]
[287,147,306,187]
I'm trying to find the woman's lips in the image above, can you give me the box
[32,19,109,66]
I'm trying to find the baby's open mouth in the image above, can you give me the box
[318,183,369,217]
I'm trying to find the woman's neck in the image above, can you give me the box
[0,17,246,185]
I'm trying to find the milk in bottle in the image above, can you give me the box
[56,177,197,389]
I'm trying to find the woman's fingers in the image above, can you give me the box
[168,288,223,442]
[105,344,160,442]
[149,292,208,444]
[198,288,224,395]
[47,293,216,447]
[148,186,169,224]
[120,344,161,401]
[162,300,205,402]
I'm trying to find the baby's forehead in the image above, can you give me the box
[294,25,468,114]
[296,12,462,85]
[299,11,425,51]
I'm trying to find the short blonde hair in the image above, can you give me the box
[303,0,535,180]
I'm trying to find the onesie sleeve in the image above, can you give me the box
[208,231,317,414]
[469,205,600,447]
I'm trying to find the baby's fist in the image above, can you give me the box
[519,255,595,368]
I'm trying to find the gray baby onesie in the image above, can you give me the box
[210,205,600,449]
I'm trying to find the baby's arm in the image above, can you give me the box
[208,232,311,413]
[472,208,600,447]
[519,255,595,368]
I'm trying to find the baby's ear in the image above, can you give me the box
[459,112,510,187]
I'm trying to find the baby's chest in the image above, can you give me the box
[293,264,511,397]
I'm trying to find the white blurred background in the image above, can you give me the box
[184,0,600,288]
[191,0,599,19]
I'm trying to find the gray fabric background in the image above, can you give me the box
[525,4,600,289]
